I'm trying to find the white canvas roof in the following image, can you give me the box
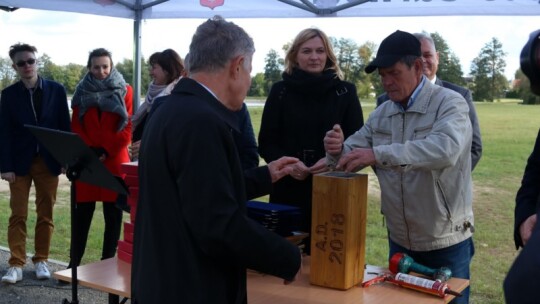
[1,0,540,19]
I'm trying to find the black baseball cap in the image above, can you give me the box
[365,30,421,74]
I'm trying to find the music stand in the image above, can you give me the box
[25,125,128,304]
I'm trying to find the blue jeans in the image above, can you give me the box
[389,237,475,304]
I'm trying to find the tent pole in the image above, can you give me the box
[130,0,168,112]
[132,0,142,112]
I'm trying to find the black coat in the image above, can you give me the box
[503,129,540,303]
[131,78,301,304]
[513,128,540,248]
[147,96,270,201]
[232,102,272,200]
[258,69,364,241]
[233,102,259,171]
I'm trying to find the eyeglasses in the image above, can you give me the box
[15,59,36,67]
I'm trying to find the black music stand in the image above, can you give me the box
[25,125,128,304]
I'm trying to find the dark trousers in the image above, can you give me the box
[389,237,475,304]
[68,202,122,268]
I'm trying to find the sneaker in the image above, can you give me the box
[1,267,22,284]
[35,261,51,280]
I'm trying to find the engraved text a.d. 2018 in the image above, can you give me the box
[315,213,345,264]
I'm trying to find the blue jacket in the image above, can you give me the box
[0,78,71,176]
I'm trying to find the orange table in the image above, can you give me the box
[54,257,468,304]
[54,258,130,304]
[247,258,468,304]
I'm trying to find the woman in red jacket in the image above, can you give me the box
[68,48,133,268]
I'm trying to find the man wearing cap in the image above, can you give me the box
[324,30,474,304]
[376,32,482,172]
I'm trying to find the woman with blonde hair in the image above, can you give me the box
[258,28,364,254]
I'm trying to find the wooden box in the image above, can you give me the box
[118,240,133,254]
[124,230,134,243]
[124,174,139,187]
[124,221,134,234]
[123,221,134,243]
[310,172,368,290]
[117,248,132,264]
[120,161,139,176]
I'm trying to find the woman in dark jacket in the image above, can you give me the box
[258,28,364,254]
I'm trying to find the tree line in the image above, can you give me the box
[0,55,153,97]
[251,32,538,104]
[0,32,538,104]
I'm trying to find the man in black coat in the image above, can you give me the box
[504,29,540,303]
[376,32,482,171]
[131,16,301,304]
[512,130,540,251]
[504,129,540,304]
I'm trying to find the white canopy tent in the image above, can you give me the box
[2,0,540,18]
[1,0,540,107]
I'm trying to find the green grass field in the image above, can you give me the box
[1,100,539,303]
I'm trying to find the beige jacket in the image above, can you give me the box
[330,79,473,251]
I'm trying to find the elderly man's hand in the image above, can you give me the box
[289,160,310,181]
[268,156,300,183]
[309,157,331,175]
[324,124,344,156]
[336,148,376,172]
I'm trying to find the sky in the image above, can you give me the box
[0,8,538,80]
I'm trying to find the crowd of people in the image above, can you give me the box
[0,14,539,304]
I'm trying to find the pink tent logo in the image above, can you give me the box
[200,0,224,10]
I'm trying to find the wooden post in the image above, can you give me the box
[310,172,368,290]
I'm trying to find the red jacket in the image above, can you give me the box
[71,85,133,202]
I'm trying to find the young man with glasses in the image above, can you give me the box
[0,43,71,284]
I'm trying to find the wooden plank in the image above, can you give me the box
[53,258,130,298]
[53,250,468,304]
[248,257,469,304]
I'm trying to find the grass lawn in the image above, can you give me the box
[1,99,539,303]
